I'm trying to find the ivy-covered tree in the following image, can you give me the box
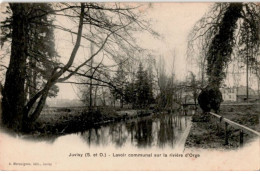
[188,2,260,113]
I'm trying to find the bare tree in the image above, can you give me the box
[1,2,157,130]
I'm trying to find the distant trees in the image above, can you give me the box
[110,62,155,109]
[187,72,201,106]
[155,56,177,109]
[123,82,136,106]
[134,63,154,108]
[110,61,127,108]
[156,74,175,109]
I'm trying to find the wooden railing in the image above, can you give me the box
[209,112,260,146]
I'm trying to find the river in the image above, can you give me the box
[68,113,192,150]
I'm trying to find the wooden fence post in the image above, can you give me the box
[209,112,260,147]
[216,118,220,134]
[225,122,229,145]
[240,130,244,147]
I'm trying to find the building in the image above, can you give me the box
[220,86,259,102]
[220,87,237,102]
[236,86,258,102]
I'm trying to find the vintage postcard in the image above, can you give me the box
[0,1,259,171]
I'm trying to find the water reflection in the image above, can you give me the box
[134,119,153,147]
[80,114,191,149]
[157,115,175,148]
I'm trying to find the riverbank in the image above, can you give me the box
[5,106,155,138]
[185,103,260,149]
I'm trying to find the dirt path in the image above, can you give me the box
[185,104,260,149]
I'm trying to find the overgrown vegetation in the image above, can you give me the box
[186,104,260,149]
[188,3,260,112]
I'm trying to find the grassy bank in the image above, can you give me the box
[185,104,260,149]
[14,106,154,138]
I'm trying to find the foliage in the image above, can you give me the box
[111,62,155,109]
[188,3,260,88]
[188,2,260,112]
[110,61,127,107]
[1,3,59,99]
[135,63,154,108]
[198,86,223,113]
[187,72,201,105]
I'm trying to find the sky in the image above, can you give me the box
[4,2,256,100]
[1,2,258,100]
[138,3,211,75]
[56,2,212,100]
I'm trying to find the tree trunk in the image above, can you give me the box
[102,87,106,106]
[23,3,85,124]
[94,86,98,107]
[24,79,29,103]
[207,3,242,88]
[29,58,37,100]
[26,85,51,123]
[120,97,123,108]
[2,4,87,131]
[2,4,29,130]
[89,23,94,110]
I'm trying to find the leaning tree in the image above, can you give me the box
[188,3,260,113]
[0,2,155,131]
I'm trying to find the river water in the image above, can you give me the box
[70,114,192,149]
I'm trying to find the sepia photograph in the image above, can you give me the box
[0,1,259,171]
